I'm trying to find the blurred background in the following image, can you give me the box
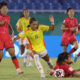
[2,0,80,58]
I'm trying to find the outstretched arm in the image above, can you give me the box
[49,15,54,30]
[13,35,20,42]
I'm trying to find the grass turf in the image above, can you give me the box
[0,58,80,80]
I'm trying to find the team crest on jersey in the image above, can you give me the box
[24,23,26,25]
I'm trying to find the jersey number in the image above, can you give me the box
[35,35,38,39]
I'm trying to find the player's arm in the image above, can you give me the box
[16,19,22,33]
[61,25,69,30]
[16,25,22,33]
[49,15,54,30]
[13,35,20,42]
[13,32,26,42]
[9,24,14,39]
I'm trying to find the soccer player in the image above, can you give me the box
[54,52,80,77]
[61,7,80,62]
[13,16,54,78]
[16,9,33,67]
[0,1,24,74]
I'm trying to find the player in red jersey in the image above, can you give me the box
[54,52,80,77]
[61,8,80,61]
[0,1,24,74]
[49,52,80,77]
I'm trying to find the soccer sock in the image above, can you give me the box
[77,52,80,57]
[69,47,77,55]
[24,49,29,63]
[28,56,33,66]
[34,54,44,74]
[12,56,19,69]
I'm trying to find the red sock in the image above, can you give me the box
[69,48,76,55]
[77,52,80,57]
[12,57,19,69]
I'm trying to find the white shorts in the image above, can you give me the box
[38,50,48,58]
[18,38,29,45]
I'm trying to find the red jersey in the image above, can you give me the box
[54,63,75,77]
[0,14,10,36]
[62,17,77,37]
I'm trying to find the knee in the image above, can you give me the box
[75,44,79,49]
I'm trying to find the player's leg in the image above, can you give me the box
[23,38,33,67]
[23,44,29,67]
[20,44,25,55]
[8,47,24,74]
[62,46,67,52]
[0,40,4,63]
[39,51,54,76]
[71,41,80,62]
[0,50,3,63]
[5,36,24,74]
[73,70,80,77]
[32,51,45,78]
[69,40,78,55]
[28,51,33,67]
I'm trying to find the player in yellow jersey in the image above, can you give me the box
[13,16,54,78]
[16,9,33,67]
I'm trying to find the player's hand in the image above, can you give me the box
[10,40,14,44]
[49,15,54,25]
[70,27,77,31]
[0,21,5,25]
[12,31,14,39]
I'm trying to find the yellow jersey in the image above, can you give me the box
[16,17,30,31]
[19,25,49,53]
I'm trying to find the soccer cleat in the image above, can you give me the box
[48,70,54,76]
[41,73,45,78]
[27,63,33,67]
[74,57,78,63]
[17,68,24,74]
[23,62,26,67]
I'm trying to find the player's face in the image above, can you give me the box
[24,10,29,18]
[68,9,74,18]
[65,56,71,63]
[1,6,8,15]
[31,21,38,30]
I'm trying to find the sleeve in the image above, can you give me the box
[63,18,68,26]
[39,25,49,32]
[18,31,27,38]
[16,19,22,30]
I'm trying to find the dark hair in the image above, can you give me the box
[27,17,37,27]
[20,9,29,18]
[0,1,8,9]
[57,52,69,63]
[29,17,37,24]
[67,7,73,13]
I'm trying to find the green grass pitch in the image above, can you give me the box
[0,58,80,80]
